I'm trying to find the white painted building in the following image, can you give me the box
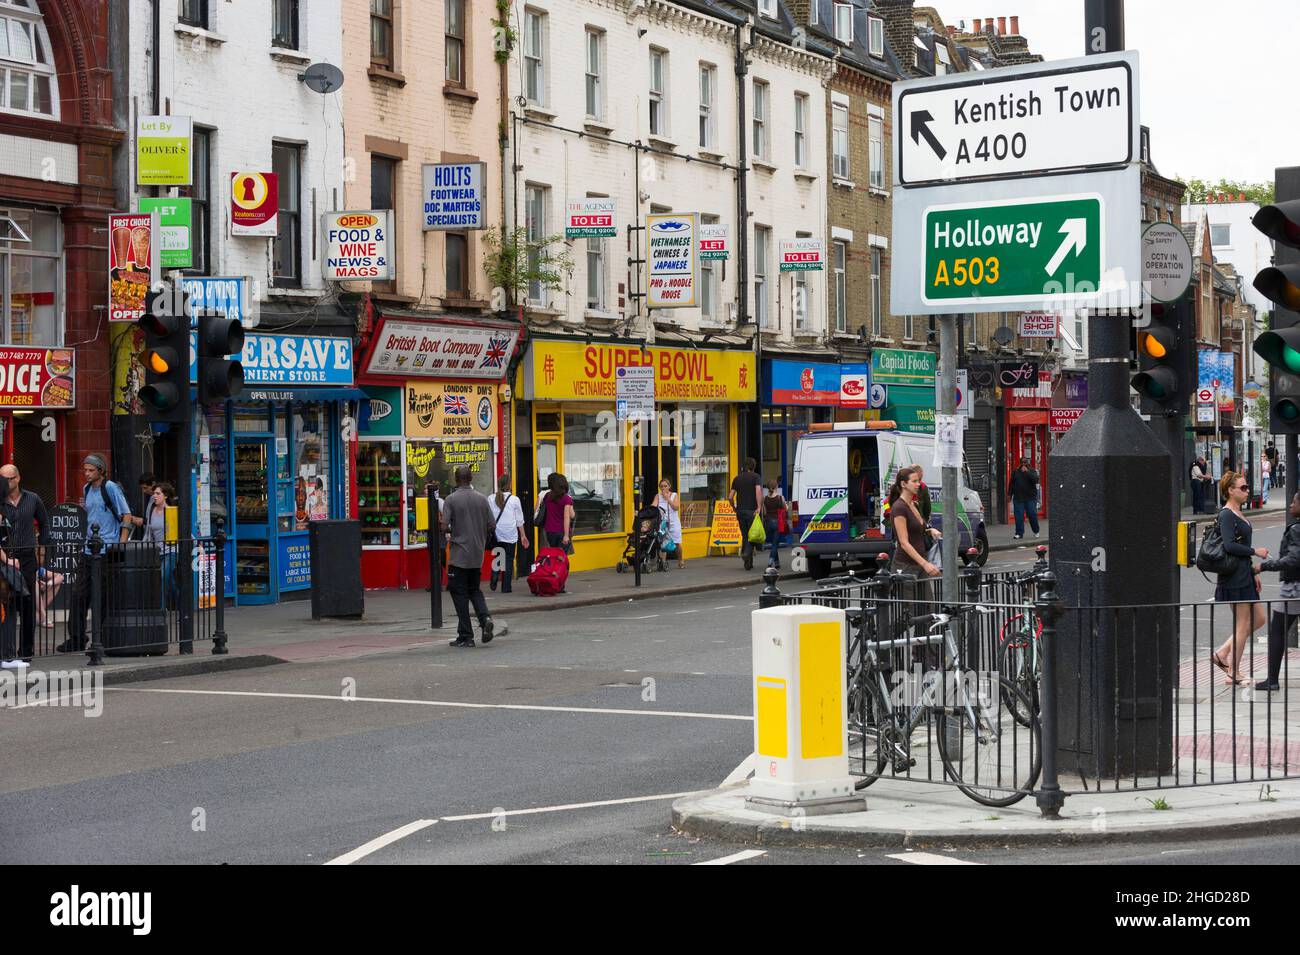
[505,0,832,343]
[1182,200,1272,315]
[126,0,345,316]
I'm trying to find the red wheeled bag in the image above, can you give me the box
[527,547,570,596]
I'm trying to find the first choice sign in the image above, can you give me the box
[922,194,1102,307]
[895,51,1137,187]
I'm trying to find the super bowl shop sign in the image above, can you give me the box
[365,321,519,380]
[322,211,393,280]
[529,341,756,402]
[0,347,75,408]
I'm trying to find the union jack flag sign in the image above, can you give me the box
[479,337,509,370]
[444,394,470,415]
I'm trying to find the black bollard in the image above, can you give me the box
[211,520,228,655]
[1034,569,1066,819]
[428,484,443,630]
[758,564,781,608]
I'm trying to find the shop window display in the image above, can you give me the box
[405,438,493,546]
[562,411,620,535]
[679,405,729,529]
[293,402,331,529]
[358,439,403,546]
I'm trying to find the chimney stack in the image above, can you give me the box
[997,16,1007,35]
[1010,15,1020,34]
[984,17,994,33]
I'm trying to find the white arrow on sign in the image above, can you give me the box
[1045,218,1088,277]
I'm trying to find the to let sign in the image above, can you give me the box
[779,239,824,272]
[895,51,1136,187]
[923,194,1102,307]
[699,224,729,260]
[566,199,616,238]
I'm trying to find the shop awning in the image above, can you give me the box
[239,387,368,403]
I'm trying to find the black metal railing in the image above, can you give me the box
[0,524,229,665]
[765,548,1300,815]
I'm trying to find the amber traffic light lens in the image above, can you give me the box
[1139,332,1168,359]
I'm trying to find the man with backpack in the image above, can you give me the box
[440,465,499,648]
[57,454,133,653]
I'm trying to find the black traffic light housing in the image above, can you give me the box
[136,287,189,424]
[1251,172,1300,434]
[1132,292,1194,415]
[196,313,245,406]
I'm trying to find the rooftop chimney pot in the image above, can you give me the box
[998,16,1006,34]
[1010,15,1019,34]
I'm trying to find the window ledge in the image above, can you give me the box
[647,134,679,151]
[175,23,227,45]
[584,309,619,321]
[437,296,491,309]
[831,331,863,341]
[793,329,820,339]
[524,104,558,121]
[370,292,420,305]
[869,186,890,198]
[266,288,322,299]
[583,118,615,134]
[269,48,311,65]
[871,336,895,345]
[698,148,727,163]
[443,85,479,103]
[793,169,818,182]
[751,158,777,174]
[832,177,856,190]
[525,304,563,318]
[368,66,407,87]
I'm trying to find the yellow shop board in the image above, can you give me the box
[529,340,756,402]
[406,381,498,439]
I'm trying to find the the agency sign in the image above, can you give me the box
[699,224,729,260]
[779,239,824,272]
[230,172,279,236]
[136,115,192,186]
[646,213,698,308]
[566,199,616,238]
[422,163,486,230]
[323,210,393,280]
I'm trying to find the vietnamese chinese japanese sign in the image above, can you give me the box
[646,213,698,308]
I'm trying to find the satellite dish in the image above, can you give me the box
[299,62,344,94]
[993,325,1014,347]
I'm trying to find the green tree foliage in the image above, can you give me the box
[482,226,573,307]
[1177,177,1275,206]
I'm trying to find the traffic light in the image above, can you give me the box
[1251,170,1300,434]
[196,313,245,406]
[136,288,189,423]
[1132,293,1194,414]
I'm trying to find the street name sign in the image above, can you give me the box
[895,52,1136,187]
[921,194,1101,307]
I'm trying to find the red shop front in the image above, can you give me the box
[1003,370,1052,524]
[0,346,74,505]
[353,313,520,591]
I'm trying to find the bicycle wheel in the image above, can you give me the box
[998,636,1039,728]
[936,675,1041,807]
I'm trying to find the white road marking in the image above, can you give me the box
[886,851,980,866]
[694,849,767,866]
[107,687,752,722]
[593,615,659,621]
[713,606,736,610]
[689,672,707,676]
[676,610,699,615]
[325,819,437,866]
[440,790,697,822]
[721,753,755,786]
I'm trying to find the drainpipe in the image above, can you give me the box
[735,19,758,463]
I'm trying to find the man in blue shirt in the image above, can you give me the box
[57,454,133,653]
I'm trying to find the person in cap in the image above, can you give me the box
[57,454,133,653]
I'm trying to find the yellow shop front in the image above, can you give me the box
[521,339,756,573]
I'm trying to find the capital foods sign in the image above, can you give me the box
[527,341,756,402]
[365,320,519,380]
[0,348,75,408]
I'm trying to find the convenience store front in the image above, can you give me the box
[356,316,519,590]
[520,340,755,575]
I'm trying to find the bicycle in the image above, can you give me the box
[993,568,1045,728]
[850,604,1042,807]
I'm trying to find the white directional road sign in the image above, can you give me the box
[894,51,1137,187]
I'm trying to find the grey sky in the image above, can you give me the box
[928,1,1290,186]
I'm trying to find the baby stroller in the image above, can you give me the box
[617,504,671,574]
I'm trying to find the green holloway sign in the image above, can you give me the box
[922,194,1102,307]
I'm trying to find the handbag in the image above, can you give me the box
[927,540,943,571]
[1196,517,1240,576]
[776,506,788,536]
[747,514,767,546]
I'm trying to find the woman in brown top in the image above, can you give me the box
[889,466,940,577]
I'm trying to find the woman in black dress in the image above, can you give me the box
[1212,471,1269,685]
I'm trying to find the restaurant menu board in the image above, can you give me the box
[46,504,87,603]
[108,212,159,322]
[0,347,74,408]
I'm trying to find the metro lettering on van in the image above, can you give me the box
[806,487,848,499]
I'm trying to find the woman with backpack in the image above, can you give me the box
[1211,471,1269,686]
[761,478,786,570]
[488,474,528,593]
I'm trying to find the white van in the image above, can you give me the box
[790,423,988,579]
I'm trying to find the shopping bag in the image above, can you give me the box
[747,515,767,546]
[927,540,942,570]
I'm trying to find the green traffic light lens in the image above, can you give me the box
[1280,400,1300,422]
[1284,347,1300,375]
[1145,380,1168,399]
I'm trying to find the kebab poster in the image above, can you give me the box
[108,211,160,323]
